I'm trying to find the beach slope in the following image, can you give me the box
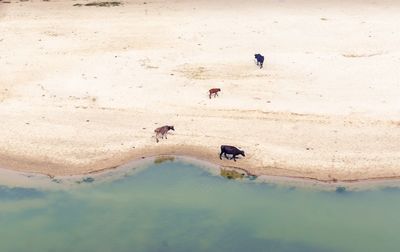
[1,0,400,181]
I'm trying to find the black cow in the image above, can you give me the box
[254,54,264,69]
[219,145,245,162]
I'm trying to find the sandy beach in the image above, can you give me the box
[1,0,400,181]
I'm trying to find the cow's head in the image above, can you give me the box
[169,126,175,131]
[240,150,245,157]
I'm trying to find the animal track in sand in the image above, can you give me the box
[43,31,62,37]
[342,51,385,58]
[175,63,269,80]
[138,58,158,69]
[73,1,122,7]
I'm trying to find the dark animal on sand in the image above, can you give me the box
[209,88,221,99]
[154,125,174,143]
[220,145,245,162]
[254,54,264,69]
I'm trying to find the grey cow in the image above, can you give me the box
[154,125,175,143]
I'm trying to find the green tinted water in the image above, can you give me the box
[1,160,399,252]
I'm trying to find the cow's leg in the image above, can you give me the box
[219,151,224,160]
[260,62,263,69]
[233,155,237,162]
[209,92,212,99]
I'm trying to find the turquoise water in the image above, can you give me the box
[1,160,400,252]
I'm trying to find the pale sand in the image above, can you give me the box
[1,0,400,182]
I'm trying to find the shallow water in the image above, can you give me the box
[1,161,400,252]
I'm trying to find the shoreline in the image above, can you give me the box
[0,143,394,182]
[2,151,400,191]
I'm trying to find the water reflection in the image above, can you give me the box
[0,186,44,200]
[0,161,400,252]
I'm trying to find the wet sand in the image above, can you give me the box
[1,0,400,181]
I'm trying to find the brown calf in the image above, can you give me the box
[209,88,221,99]
[154,125,175,143]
